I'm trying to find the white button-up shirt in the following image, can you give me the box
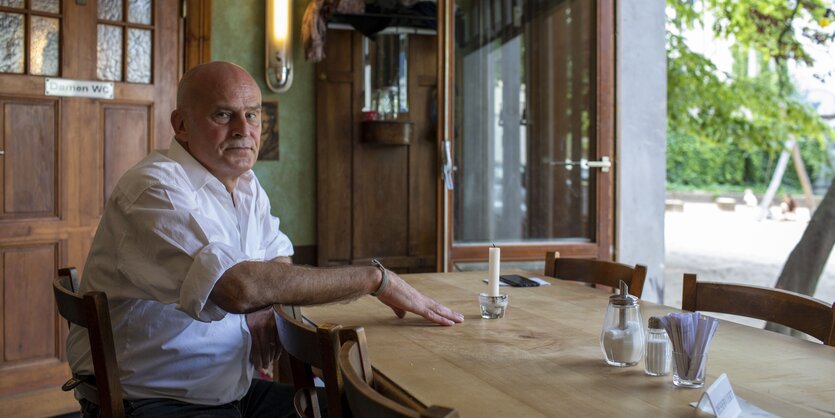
[67,140,293,405]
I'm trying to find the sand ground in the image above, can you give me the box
[663,202,835,328]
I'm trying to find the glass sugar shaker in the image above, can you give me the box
[644,316,672,376]
[599,280,644,367]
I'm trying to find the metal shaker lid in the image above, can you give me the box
[648,316,662,329]
[609,280,638,306]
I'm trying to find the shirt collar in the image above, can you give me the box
[167,140,255,192]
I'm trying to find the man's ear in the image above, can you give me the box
[170,110,187,143]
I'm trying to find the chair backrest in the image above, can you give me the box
[338,327,459,418]
[682,273,835,346]
[544,251,647,298]
[53,268,125,418]
[275,305,345,418]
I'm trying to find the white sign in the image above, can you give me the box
[693,373,742,418]
[45,78,114,99]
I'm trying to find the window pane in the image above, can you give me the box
[127,0,152,24]
[31,0,60,13]
[0,12,24,74]
[97,24,122,81]
[453,0,596,244]
[0,0,24,8]
[30,16,60,76]
[127,28,151,83]
[98,0,123,21]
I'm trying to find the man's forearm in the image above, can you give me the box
[210,261,381,313]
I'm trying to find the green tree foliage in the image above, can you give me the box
[666,0,834,189]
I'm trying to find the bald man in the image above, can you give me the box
[66,61,463,417]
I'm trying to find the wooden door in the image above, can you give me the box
[316,30,439,273]
[445,0,615,266]
[0,1,178,415]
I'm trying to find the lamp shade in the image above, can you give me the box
[265,0,293,92]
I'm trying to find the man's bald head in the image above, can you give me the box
[176,61,258,110]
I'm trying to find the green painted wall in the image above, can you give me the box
[212,0,316,246]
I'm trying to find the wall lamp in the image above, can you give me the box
[265,0,293,92]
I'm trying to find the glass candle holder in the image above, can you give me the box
[478,293,508,319]
[672,352,707,388]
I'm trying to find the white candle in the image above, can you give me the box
[488,247,501,296]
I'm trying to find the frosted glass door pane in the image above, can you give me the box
[31,0,60,13]
[98,0,123,21]
[30,17,60,76]
[0,0,24,8]
[128,0,152,24]
[0,12,24,73]
[127,28,151,83]
[97,24,123,81]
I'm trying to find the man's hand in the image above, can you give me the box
[246,307,280,370]
[376,272,465,326]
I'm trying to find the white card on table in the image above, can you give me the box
[694,373,741,418]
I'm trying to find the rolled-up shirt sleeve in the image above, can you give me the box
[116,181,256,321]
[261,211,293,261]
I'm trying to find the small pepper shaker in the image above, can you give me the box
[644,316,672,376]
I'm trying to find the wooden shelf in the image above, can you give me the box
[360,120,413,145]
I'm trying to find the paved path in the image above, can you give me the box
[664,203,835,312]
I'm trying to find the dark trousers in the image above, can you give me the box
[79,379,307,418]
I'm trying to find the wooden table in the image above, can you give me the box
[304,271,835,417]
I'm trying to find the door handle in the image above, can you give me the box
[585,156,612,172]
[441,139,454,190]
[0,149,5,155]
[545,156,611,173]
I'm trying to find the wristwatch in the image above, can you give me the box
[370,259,389,297]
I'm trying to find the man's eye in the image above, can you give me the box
[246,113,259,121]
[214,112,231,121]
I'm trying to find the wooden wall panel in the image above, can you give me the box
[2,244,57,363]
[317,31,439,271]
[409,35,438,272]
[352,144,409,259]
[103,105,150,202]
[2,101,57,216]
[316,32,355,267]
[184,0,212,71]
[153,1,180,150]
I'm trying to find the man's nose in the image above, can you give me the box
[230,113,249,137]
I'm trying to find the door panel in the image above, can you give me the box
[3,100,57,217]
[0,0,179,414]
[103,104,150,202]
[3,244,57,362]
[448,0,614,265]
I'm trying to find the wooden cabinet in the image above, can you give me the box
[316,30,438,273]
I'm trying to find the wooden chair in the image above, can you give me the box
[544,251,647,297]
[275,305,346,418]
[338,327,459,418]
[682,273,835,346]
[53,267,125,418]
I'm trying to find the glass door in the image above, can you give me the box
[445,0,615,267]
